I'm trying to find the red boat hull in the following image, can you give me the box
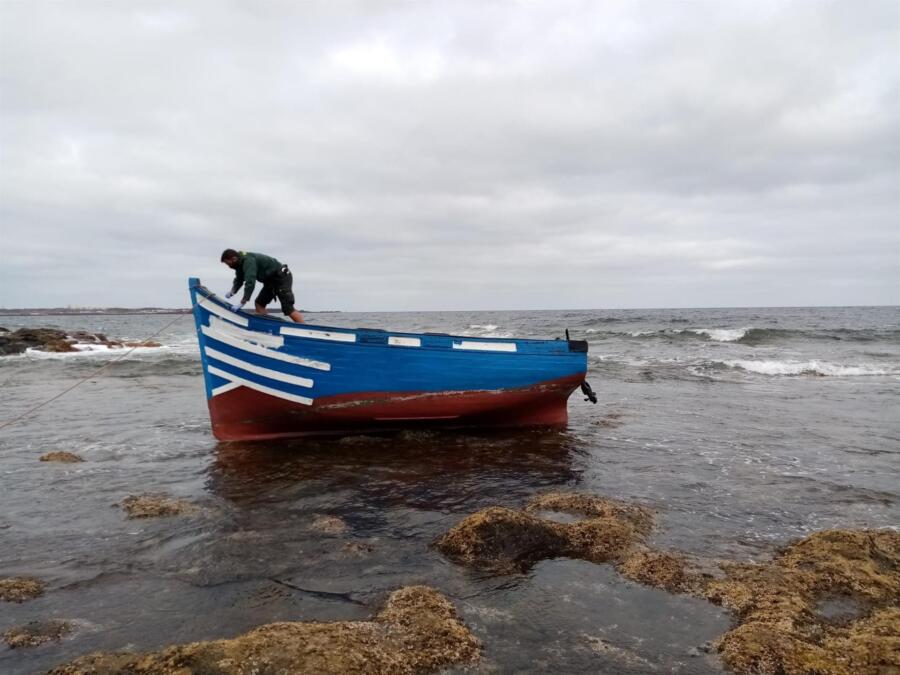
[208,373,584,441]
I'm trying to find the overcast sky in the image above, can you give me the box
[1,1,897,310]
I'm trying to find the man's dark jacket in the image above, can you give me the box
[230,252,284,303]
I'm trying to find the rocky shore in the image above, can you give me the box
[434,492,900,675]
[0,327,160,355]
[48,586,480,674]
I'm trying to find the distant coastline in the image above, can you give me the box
[0,308,192,317]
[0,307,323,317]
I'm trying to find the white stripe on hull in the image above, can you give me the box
[197,298,250,327]
[201,324,331,371]
[280,326,357,342]
[388,336,421,347]
[453,340,517,352]
[211,381,241,397]
[208,365,314,406]
[209,316,284,348]
[206,347,314,388]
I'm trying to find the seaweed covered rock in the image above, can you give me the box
[0,576,45,602]
[121,494,195,519]
[40,451,84,463]
[618,548,709,594]
[435,494,899,675]
[433,494,654,572]
[48,585,480,674]
[3,620,73,648]
[705,529,900,675]
[434,507,569,573]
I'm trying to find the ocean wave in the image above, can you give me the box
[737,327,900,346]
[585,326,900,346]
[721,359,898,377]
[686,328,749,342]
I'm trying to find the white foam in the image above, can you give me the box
[690,328,749,342]
[463,323,512,338]
[723,359,896,377]
[19,344,172,359]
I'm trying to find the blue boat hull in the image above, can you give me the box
[189,278,589,440]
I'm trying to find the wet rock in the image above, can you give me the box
[3,619,73,648]
[342,541,375,555]
[338,434,378,445]
[48,585,480,674]
[0,328,73,354]
[0,327,161,355]
[434,507,568,573]
[310,514,349,535]
[40,451,84,463]
[0,576,46,602]
[618,548,709,594]
[525,492,654,533]
[433,493,654,573]
[121,494,195,519]
[704,529,900,675]
[436,493,899,675]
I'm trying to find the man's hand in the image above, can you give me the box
[231,302,245,312]
[225,290,235,299]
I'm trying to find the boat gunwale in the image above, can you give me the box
[190,278,585,352]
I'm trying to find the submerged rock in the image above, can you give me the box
[3,619,73,648]
[121,494,195,519]
[310,514,349,535]
[592,412,625,428]
[48,586,480,674]
[618,548,711,594]
[40,451,84,463]
[0,576,46,602]
[433,493,654,573]
[582,634,657,670]
[342,541,375,555]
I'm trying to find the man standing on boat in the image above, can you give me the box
[221,249,304,323]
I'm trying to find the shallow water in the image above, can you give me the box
[1,306,898,673]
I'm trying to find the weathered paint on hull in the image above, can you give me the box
[208,373,583,441]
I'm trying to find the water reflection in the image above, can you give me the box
[206,428,587,512]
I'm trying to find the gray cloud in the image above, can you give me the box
[1,0,897,310]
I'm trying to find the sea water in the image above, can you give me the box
[1,306,898,673]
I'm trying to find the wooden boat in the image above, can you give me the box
[189,278,593,441]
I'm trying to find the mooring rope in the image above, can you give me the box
[0,312,189,431]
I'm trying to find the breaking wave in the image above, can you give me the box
[15,344,172,360]
[584,327,900,345]
[720,359,899,377]
[464,324,512,338]
[687,328,748,342]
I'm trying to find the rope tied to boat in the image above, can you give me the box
[0,313,188,431]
